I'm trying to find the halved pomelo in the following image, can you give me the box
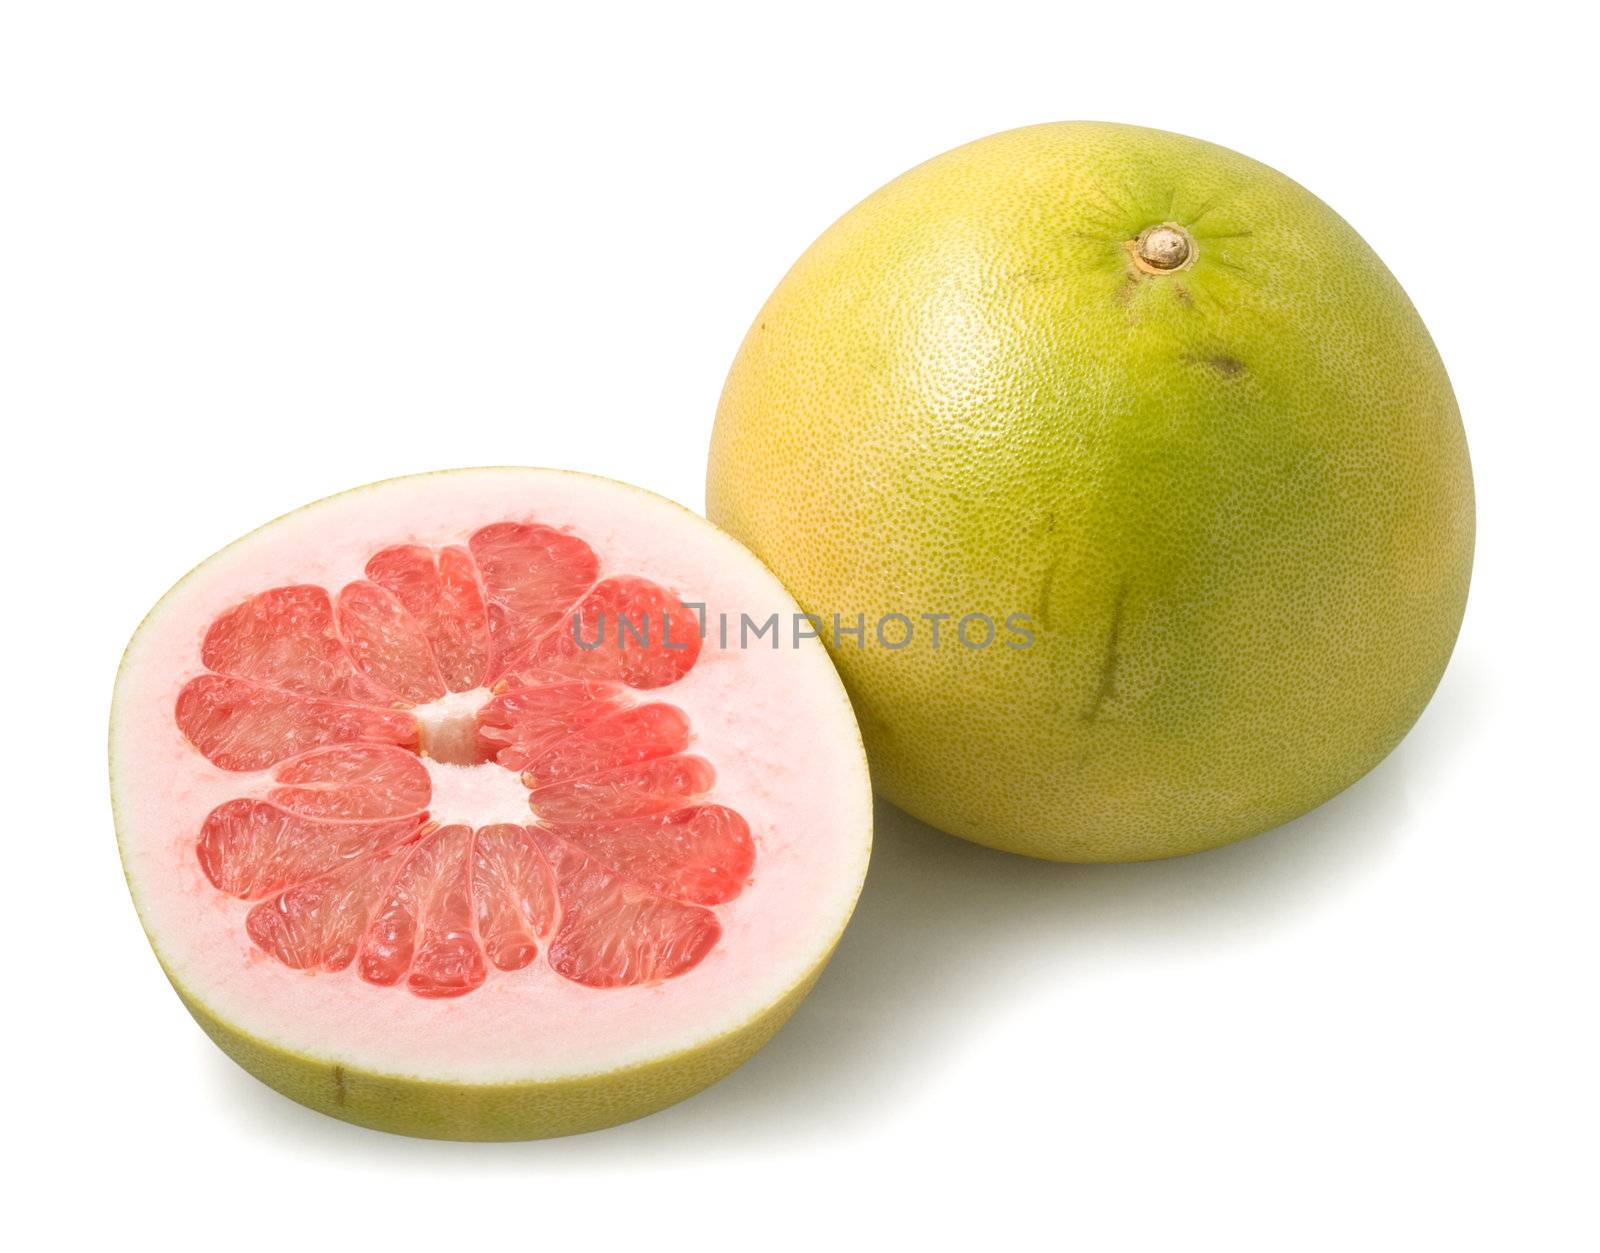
[111,469,871,1139]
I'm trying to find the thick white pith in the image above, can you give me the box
[111,469,872,1083]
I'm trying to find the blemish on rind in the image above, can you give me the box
[1033,554,1063,631]
[1183,353,1247,378]
[1080,581,1129,724]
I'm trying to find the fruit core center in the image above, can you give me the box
[415,687,495,766]
[421,755,535,826]
[1132,223,1195,273]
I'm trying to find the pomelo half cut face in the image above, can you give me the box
[111,468,871,1139]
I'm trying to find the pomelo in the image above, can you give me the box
[111,468,871,1139]
[708,121,1474,862]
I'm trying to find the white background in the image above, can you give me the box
[4,2,1595,1248]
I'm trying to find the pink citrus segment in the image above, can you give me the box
[358,824,486,998]
[537,833,723,989]
[335,581,446,705]
[267,744,431,821]
[402,825,492,999]
[520,702,692,787]
[528,576,702,688]
[196,799,423,900]
[468,523,599,678]
[528,755,717,822]
[471,824,558,972]
[245,825,553,986]
[245,843,412,973]
[364,544,490,692]
[476,680,623,771]
[550,805,754,906]
[175,673,420,771]
[201,585,388,702]
[235,812,739,998]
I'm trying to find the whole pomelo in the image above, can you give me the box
[707,121,1473,862]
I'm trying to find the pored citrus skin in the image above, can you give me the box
[708,122,1474,862]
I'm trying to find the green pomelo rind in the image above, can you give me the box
[167,947,832,1140]
[708,122,1474,862]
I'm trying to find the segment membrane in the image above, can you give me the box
[336,581,447,704]
[268,743,432,820]
[520,702,691,787]
[548,805,754,906]
[529,576,703,688]
[197,800,423,900]
[476,680,623,771]
[202,585,387,702]
[246,843,412,972]
[538,832,723,989]
[176,674,420,771]
[364,544,490,691]
[468,523,599,678]
[472,824,558,971]
[528,755,717,822]
[360,824,486,998]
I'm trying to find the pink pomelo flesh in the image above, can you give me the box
[112,470,870,1111]
[178,527,737,997]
